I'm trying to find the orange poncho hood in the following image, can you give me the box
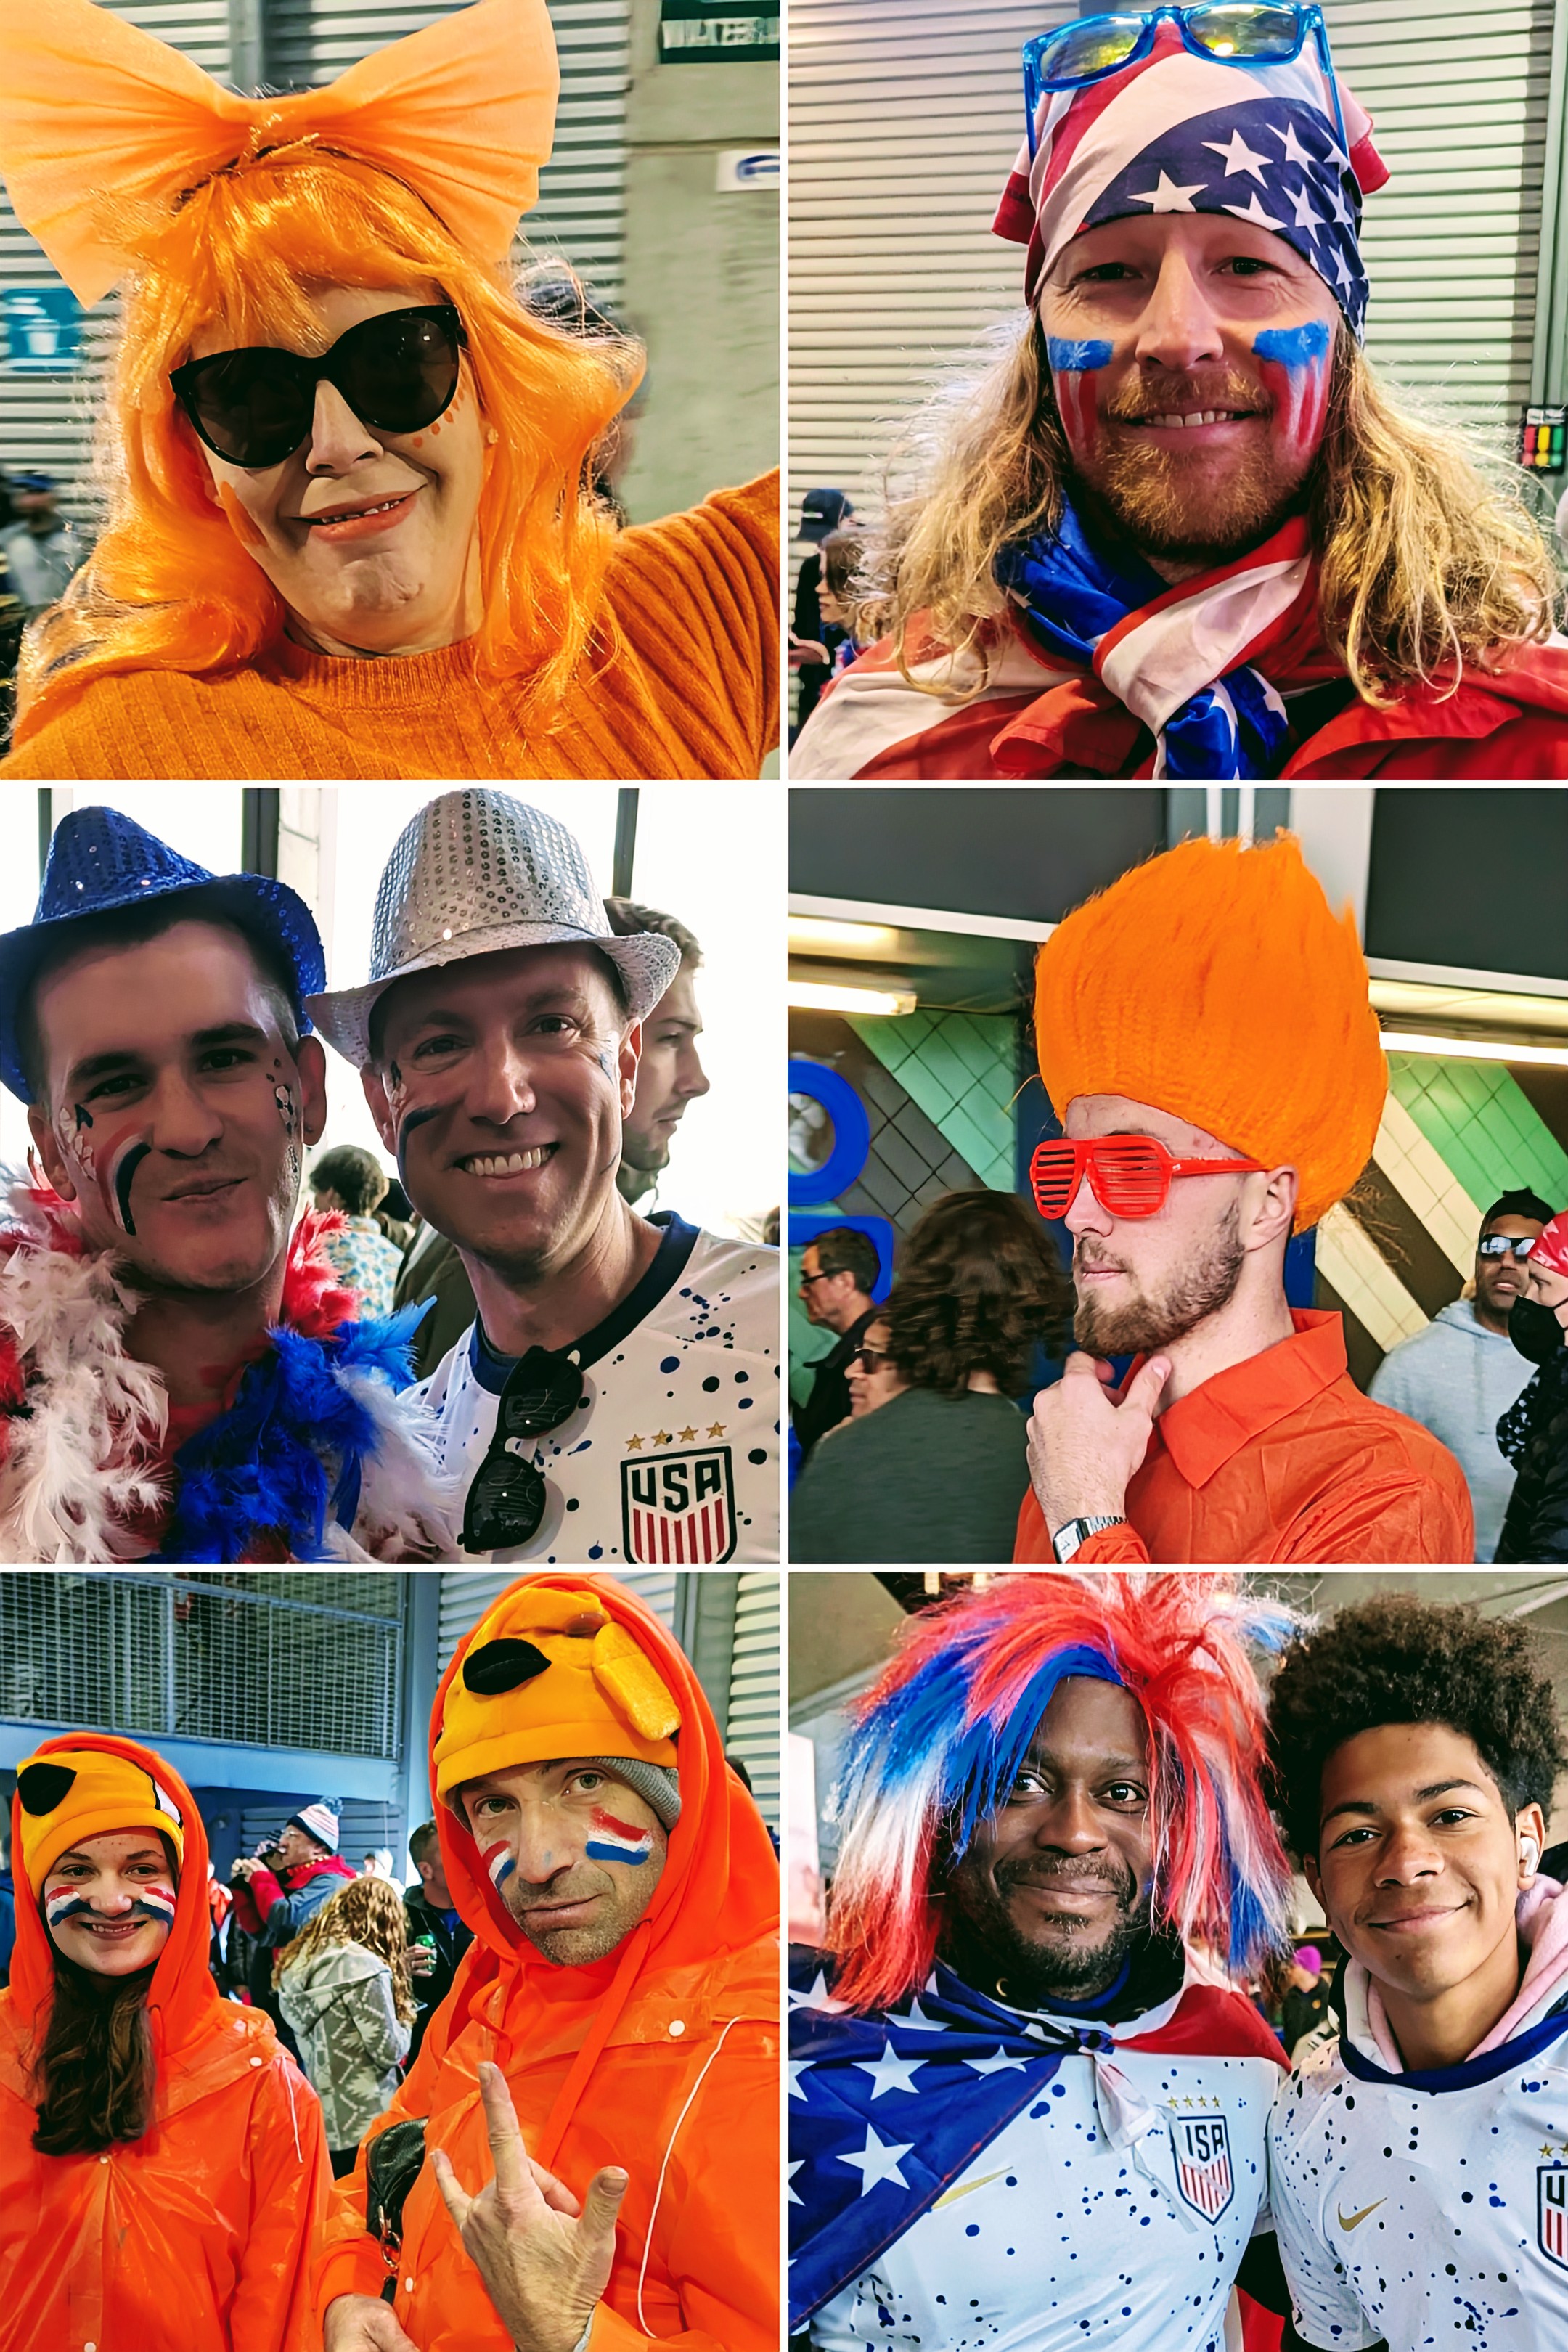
[8,1731,251,2063]
[1034,831,1387,1232]
[429,1569,777,2164]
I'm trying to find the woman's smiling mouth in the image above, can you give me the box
[301,489,422,541]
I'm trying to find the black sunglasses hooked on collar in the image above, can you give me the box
[170,303,467,470]
[461,1347,587,1556]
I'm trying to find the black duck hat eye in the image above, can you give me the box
[462,1638,552,1696]
[18,1760,78,1814]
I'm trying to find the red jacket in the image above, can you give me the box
[0,1735,329,2352]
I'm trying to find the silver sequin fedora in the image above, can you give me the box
[305,790,682,1069]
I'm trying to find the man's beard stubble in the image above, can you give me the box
[1074,1196,1245,1356]
[944,1847,1152,2007]
[1067,365,1316,569]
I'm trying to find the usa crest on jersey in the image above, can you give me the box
[1539,2163,1568,2269]
[621,1445,737,1564]
[1173,2114,1233,2221]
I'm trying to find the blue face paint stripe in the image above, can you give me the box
[586,1837,650,1865]
[1252,322,1331,369]
[1046,337,1114,372]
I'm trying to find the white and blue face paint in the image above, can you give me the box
[585,1808,655,1866]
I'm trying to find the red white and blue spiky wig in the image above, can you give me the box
[826,1572,1295,2014]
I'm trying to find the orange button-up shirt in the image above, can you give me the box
[1016,1310,1474,1565]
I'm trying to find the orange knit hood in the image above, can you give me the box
[1034,831,1387,1232]
[429,1569,778,2168]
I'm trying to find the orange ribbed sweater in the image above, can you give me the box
[2,473,779,781]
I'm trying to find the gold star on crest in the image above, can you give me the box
[653,1430,673,1447]
[707,1422,726,1439]
[625,1434,644,1451]
[678,1425,698,1442]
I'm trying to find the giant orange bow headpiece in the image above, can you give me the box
[0,0,559,306]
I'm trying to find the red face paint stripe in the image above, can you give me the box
[589,1809,645,1842]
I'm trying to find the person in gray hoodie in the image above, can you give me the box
[1369,1187,1551,1560]
[276,1872,415,2176]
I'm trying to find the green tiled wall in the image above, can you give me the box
[848,1010,1018,1192]
[1388,1053,1568,1216]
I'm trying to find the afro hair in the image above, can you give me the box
[1266,1592,1566,1861]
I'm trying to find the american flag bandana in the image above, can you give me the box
[993,27,1389,338]
[997,493,1315,777]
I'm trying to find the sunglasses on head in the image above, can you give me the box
[1478,1234,1539,1262]
[1023,4,1348,161]
[170,303,467,471]
[461,1347,585,1555]
[1029,1134,1265,1221]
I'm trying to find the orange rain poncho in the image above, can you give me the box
[314,1571,780,2351]
[0,1732,330,2352]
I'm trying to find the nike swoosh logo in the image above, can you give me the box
[936,2169,1010,2208]
[1336,2200,1386,2231]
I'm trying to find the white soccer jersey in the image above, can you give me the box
[417,1217,779,1564]
[812,2037,1281,2352]
[1268,1980,1568,2351]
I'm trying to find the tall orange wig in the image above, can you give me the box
[14,147,640,746]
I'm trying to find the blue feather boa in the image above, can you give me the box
[155,1305,426,1564]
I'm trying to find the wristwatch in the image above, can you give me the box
[1051,1514,1125,1563]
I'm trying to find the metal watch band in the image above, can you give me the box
[1051,1514,1125,1563]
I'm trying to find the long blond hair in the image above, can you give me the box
[275,1871,417,2025]
[854,313,1559,707]
[13,147,640,747]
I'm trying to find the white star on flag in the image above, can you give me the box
[1129,170,1206,213]
[1269,121,1317,171]
[1323,134,1350,171]
[790,1969,843,2013]
[1287,180,1325,233]
[1333,245,1355,290]
[1222,193,1286,231]
[789,2059,815,2101]
[788,2159,804,2206]
[964,2045,1029,2076]
[892,1996,947,2033]
[854,2044,927,2097]
[836,2125,916,2196]
[1326,179,1353,226]
[1260,677,1289,722]
[1201,128,1271,183]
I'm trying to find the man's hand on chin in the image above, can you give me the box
[1027,1350,1171,1535]
[432,2059,629,2352]
[323,2296,419,2350]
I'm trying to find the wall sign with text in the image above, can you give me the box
[660,0,778,63]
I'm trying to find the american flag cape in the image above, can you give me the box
[788,1949,1286,2330]
[789,510,1347,783]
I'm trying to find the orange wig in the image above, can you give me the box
[14,147,640,746]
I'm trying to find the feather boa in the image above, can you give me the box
[827,1571,1298,2012]
[0,1181,461,1564]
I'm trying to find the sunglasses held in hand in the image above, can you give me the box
[1029,1134,1265,1221]
[171,303,467,470]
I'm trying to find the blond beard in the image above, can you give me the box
[1074,1199,1246,1355]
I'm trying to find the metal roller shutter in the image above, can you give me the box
[266,0,630,299]
[0,1,232,518]
[437,1568,677,1670]
[724,1570,779,1828]
[787,0,1554,571]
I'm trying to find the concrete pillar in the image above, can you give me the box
[618,0,778,522]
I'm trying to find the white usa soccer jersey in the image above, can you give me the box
[417,1215,779,1564]
[808,2000,1281,2352]
[1269,1955,1568,2351]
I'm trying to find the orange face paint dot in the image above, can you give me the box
[430,421,442,436]
[411,434,425,448]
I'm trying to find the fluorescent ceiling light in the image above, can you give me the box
[788,916,905,957]
[1370,979,1568,1037]
[791,980,917,1018]
[1380,1029,1568,1070]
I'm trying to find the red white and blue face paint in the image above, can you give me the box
[1048,337,1114,462]
[44,1881,177,1930]
[1252,319,1332,468]
[584,1808,655,1866]
[57,1101,154,1236]
[480,1836,517,1894]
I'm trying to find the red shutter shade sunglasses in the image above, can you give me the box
[1029,1135,1264,1220]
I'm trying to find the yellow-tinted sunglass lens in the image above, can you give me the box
[1188,4,1300,59]
[1037,15,1147,78]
